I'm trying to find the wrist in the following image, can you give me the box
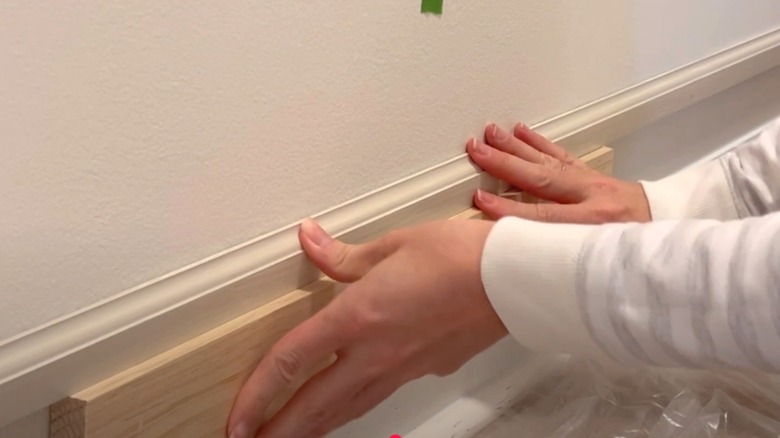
[627,182,652,222]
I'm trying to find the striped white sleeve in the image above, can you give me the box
[577,213,780,370]
[483,213,780,371]
[640,117,780,220]
[481,116,780,370]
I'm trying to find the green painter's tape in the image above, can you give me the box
[421,0,443,15]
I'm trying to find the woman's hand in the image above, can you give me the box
[228,219,506,438]
[467,123,652,223]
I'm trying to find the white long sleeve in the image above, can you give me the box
[640,117,780,221]
[481,116,780,371]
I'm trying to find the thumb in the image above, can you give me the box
[299,219,400,283]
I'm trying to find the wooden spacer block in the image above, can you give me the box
[49,281,337,438]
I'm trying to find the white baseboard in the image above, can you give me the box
[611,61,780,182]
[692,126,765,166]
[403,353,569,438]
[1,28,780,427]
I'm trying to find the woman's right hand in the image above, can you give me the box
[467,123,652,224]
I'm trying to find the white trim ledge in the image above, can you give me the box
[1,28,780,426]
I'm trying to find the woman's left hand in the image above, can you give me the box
[467,123,652,224]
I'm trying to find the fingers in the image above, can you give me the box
[299,219,400,283]
[484,124,545,164]
[228,305,352,438]
[255,353,373,438]
[512,123,582,167]
[474,190,592,223]
[467,139,586,203]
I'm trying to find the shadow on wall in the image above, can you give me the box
[0,409,47,438]
[611,65,780,181]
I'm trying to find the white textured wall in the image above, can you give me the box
[1,1,779,342]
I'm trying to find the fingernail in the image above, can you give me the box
[301,219,329,247]
[476,190,495,205]
[492,124,507,141]
[469,138,489,157]
[229,423,248,438]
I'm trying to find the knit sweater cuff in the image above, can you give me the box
[639,160,739,221]
[480,217,606,358]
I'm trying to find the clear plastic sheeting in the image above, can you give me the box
[474,357,780,438]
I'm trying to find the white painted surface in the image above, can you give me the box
[2,1,779,341]
[403,353,566,438]
[0,409,47,438]
[612,65,780,181]
[332,338,535,438]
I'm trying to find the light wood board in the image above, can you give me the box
[49,147,613,438]
[50,281,338,438]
